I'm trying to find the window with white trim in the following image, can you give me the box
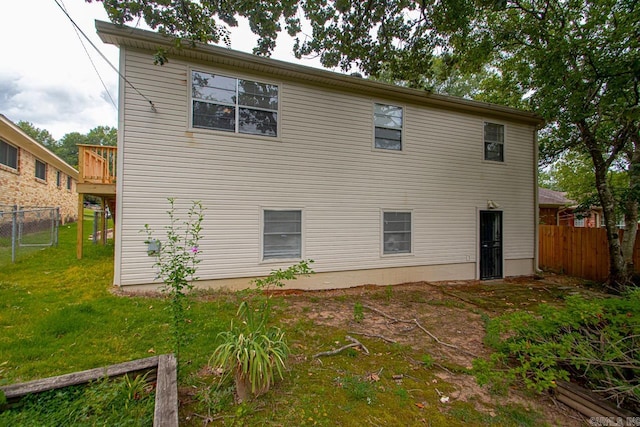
[191,70,278,137]
[383,211,412,254]
[574,217,585,227]
[484,122,504,162]
[0,139,18,170]
[35,159,46,181]
[263,210,301,260]
[374,104,403,150]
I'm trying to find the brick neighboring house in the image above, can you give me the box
[0,114,79,223]
[538,188,601,228]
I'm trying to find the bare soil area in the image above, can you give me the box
[273,275,597,426]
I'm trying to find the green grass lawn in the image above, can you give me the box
[0,220,232,384]
[0,220,568,426]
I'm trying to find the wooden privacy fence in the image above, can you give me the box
[539,225,640,282]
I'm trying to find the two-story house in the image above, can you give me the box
[96,21,543,290]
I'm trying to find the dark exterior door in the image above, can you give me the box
[480,211,503,280]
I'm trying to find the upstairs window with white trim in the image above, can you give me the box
[0,139,18,170]
[263,210,301,260]
[484,122,504,162]
[374,104,403,151]
[383,211,412,254]
[191,70,278,137]
[35,159,46,181]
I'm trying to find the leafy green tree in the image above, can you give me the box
[17,121,117,168]
[90,0,640,290]
[17,121,57,149]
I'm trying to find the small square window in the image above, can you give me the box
[383,211,412,254]
[374,104,403,151]
[0,139,18,170]
[262,210,302,260]
[35,159,47,181]
[484,122,504,162]
[263,210,302,260]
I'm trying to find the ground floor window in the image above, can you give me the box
[383,211,412,254]
[35,159,47,181]
[0,139,18,170]
[263,210,302,259]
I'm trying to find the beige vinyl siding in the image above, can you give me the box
[116,48,535,287]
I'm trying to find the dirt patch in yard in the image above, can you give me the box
[270,276,598,426]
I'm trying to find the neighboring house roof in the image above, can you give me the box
[95,20,544,128]
[0,114,79,179]
[538,188,575,207]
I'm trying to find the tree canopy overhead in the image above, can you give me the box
[90,0,639,290]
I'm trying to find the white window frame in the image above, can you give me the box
[262,208,303,261]
[35,158,47,181]
[483,121,505,162]
[373,103,404,151]
[190,68,280,138]
[381,210,413,256]
[573,217,585,227]
[0,139,18,171]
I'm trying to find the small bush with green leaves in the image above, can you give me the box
[210,301,289,400]
[211,261,314,401]
[474,289,640,411]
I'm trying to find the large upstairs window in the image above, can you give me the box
[191,70,278,137]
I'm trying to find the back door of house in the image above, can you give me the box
[480,211,503,280]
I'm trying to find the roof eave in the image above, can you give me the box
[95,20,544,127]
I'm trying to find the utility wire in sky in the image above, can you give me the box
[59,0,117,110]
[53,0,157,112]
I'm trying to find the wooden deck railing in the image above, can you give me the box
[78,144,116,184]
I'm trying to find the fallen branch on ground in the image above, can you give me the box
[361,304,478,358]
[313,335,370,358]
[348,331,397,344]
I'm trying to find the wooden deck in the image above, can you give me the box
[77,144,117,259]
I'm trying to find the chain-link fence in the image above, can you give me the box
[0,205,60,264]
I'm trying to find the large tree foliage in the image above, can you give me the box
[90,0,640,290]
[17,122,117,167]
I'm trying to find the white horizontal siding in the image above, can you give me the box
[116,48,535,286]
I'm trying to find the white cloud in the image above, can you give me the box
[0,1,326,140]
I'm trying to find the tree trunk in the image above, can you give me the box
[584,126,628,292]
[622,142,640,281]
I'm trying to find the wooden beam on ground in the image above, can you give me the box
[154,354,178,427]
[555,380,638,419]
[0,356,159,402]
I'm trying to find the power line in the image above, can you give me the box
[53,0,157,112]
[59,0,117,110]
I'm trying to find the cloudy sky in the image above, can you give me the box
[1,0,324,140]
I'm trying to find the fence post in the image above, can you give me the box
[11,205,17,263]
[54,208,60,247]
[93,211,99,245]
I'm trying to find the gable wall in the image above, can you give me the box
[115,48,536,288]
